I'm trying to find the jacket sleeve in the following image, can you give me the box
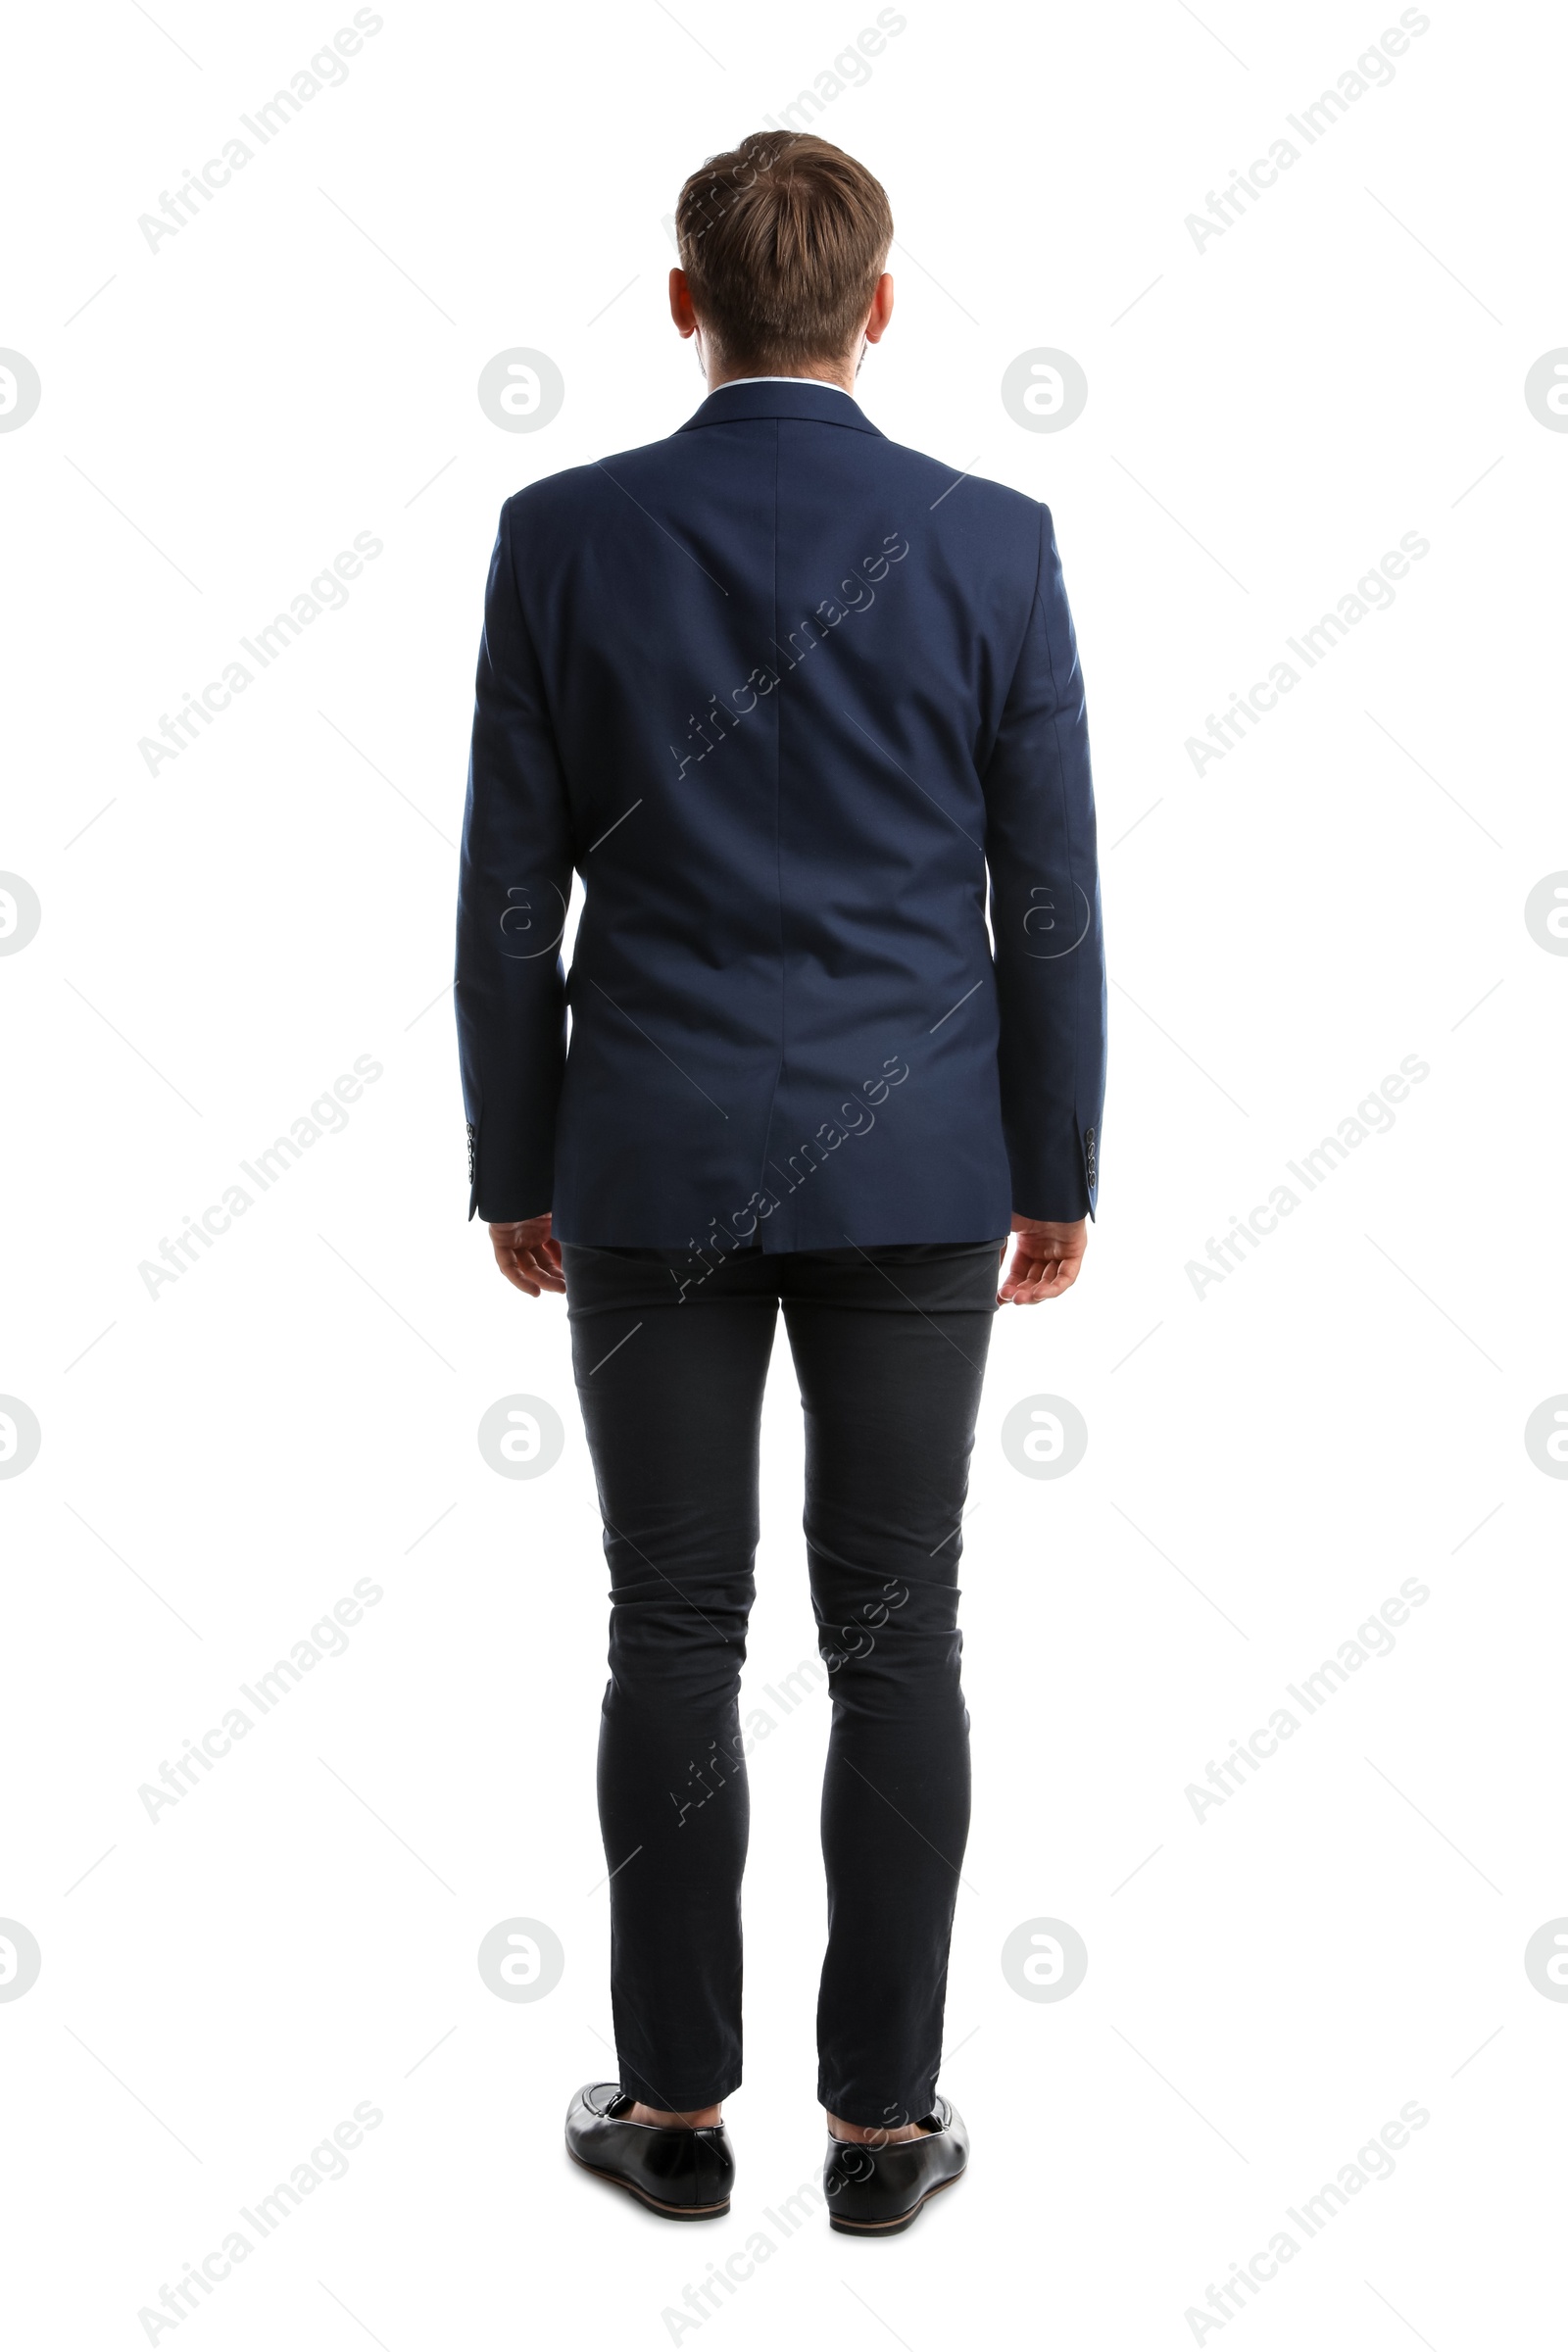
[981,503,1106,1221]
[454,499,574,1222]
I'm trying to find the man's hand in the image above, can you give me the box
[488,1213,564,1297]
[998,1215,1088,1305]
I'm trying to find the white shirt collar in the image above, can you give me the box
[710,375,856,399]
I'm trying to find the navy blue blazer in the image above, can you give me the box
[456,378,1105,1253]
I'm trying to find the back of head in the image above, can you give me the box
[675,131,893,377]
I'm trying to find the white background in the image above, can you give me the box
[3,1,1565,2343]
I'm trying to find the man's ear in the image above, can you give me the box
[669,268,699,339]
[862,272,895,348]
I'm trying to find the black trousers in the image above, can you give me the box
[563,1235,1003,2130]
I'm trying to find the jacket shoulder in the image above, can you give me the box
[876,433,1042,512]
[498,428,690,535]
[872,434,1048,566]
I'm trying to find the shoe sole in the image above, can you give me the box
[827,2168,965,2235]
[566,2146,731,2221]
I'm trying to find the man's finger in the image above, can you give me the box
[1003,1248,1081,1303]
[1000,1267,1049,1303]
[522,1250,565,1294]
[998,1260,1032,1301]
[493,1244,541,1295]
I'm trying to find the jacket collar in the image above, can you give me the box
[677,378,883,436]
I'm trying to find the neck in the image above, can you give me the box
[703,351,858,397]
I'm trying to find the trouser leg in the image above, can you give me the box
[781,1241,1000,2130]
[564,1243,777,2110]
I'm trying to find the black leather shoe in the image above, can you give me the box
[564,2082,734,2220]
[822,2096,968,2234]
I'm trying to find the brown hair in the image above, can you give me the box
[675,131,893,374]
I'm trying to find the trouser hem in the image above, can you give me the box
[618,2065,743,2110]
[817,2080,939,2129]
